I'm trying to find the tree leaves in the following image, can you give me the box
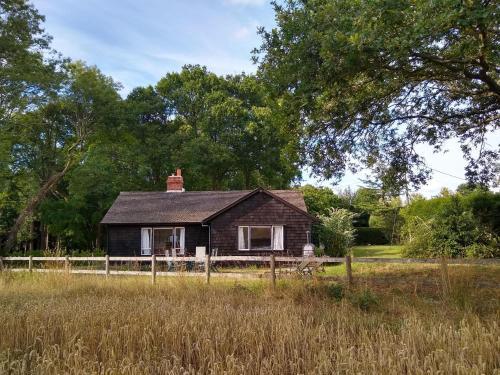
[256,0,499,190]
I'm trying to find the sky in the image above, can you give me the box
[33,0,499,197]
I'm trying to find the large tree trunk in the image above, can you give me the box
[95,224,101,250]
[4,161,73,252]
[28,221,33,253]
[43,225,49,250]
[244,170,251,190]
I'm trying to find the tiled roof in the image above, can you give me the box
[100,189,308,224]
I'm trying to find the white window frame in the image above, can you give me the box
[238,225,284,251]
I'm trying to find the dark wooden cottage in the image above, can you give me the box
[100,170,315,257]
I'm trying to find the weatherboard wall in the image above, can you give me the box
[210,191,312,256]
[106,224,209,256]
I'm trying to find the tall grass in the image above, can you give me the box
[0,271,498,374]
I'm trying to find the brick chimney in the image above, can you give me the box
[166,169,184,192]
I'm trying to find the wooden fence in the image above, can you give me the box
[1,255,498,290]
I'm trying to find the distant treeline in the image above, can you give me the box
[301,185,499,258]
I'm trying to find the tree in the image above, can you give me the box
[155,65,301,190]
[226,74,301,189]
[255,0,500,188]
[0,0,64,250]
[299,184,347,216]
[318,208,355,256]
[0,0,63,122]
[368,197,403,244]
[4,62,122,250]
[125,85,180,189]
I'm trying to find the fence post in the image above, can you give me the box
[151,254,156,285]
[440,256,450,297]
[29,255,33,273]
[65,255,70,274]
[345,255,353,286]
[205,254,211,284]
[105,254,110,278]
[270,254,276,289]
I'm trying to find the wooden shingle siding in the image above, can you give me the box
[210,192,312,256]
[106,224,209,256]
[107,225,141,256]
[185,225,209,254]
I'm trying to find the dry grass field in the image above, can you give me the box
[0,266,499,374]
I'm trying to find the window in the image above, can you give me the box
[143,227,185,255]
[141,228,152,255]
[238,225,284,251]
[251,227,272,250]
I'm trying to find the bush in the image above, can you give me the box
[318,208,355,256]
[465,243,499,258]
[350,289,379,311]
[314,244,325,257]
[402,196,499,258]
[7,248,106,257]
[401,217,432,257]
[354,227,388,245]
[326,283,344,301]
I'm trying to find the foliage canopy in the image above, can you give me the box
[256,0,500,190]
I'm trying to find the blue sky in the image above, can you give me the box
[34,0,272,91]
[33,0,498,197]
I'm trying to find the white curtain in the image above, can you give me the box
[273,226,284,250]
[238,227,248,250]
[141,228,151,255]
[179,227,185,253]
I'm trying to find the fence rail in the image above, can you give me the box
[2,255,499,264]
[1,255,499,290]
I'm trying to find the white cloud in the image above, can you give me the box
[234,26,251,39]
[224,0,267,6]
[151,51,255,76]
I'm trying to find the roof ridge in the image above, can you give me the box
[119,189,300,194]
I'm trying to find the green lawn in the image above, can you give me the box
[351,245,402,258]
[320,245,403,277]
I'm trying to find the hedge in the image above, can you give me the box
[354,227,389,245]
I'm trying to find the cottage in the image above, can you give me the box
[100,170,315,256]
